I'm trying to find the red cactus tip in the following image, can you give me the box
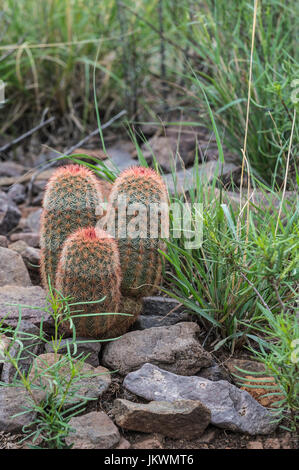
[118,166,168,196]
[67,226,112,243]
[80,227,98,241]
[49,164,95,181]
[120,166,161,180]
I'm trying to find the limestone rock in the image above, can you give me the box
[0,247,31,287]
[0,191,21,235]
[65,411,120,449]
[0,285,53,333]
[102,322,213,376]
[123,363,278,435]
[112,398,211,438]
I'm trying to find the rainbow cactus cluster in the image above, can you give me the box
[40,164,168,339]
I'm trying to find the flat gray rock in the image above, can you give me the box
[102,322,213,376]
[135,296,188,329]
[8,183,26,205]
[123,363,278,435]
[0,386,45,433]
[164,161,238,194]
[0,191,21,235]
[8,241,40,271]
[9,232,39,248]
[103,147,137,172]
[1,320,44,383]
[0,247,31,287]
[0,162,25,178]
[0,285,53,333]
[112,398,210,439]
[65,411,120,449]
[25,208,42,233]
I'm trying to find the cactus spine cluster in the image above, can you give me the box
[40,163,168,339]
[106,166,168,298]
[40,165,102,289]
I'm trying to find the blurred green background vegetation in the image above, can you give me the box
[0,0,298,183]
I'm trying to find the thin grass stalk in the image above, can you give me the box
[238,0,258,221]
[231,0,258,297]
[275,108,297,236]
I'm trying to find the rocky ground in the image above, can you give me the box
[0,143,297,450]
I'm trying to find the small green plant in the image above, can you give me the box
[0,282,110,449]
[241,306,299,432]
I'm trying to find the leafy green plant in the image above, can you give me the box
[240,306,299,432]
[0,282,111,449]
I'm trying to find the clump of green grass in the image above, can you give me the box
[239,305,299,432]
[2,1,297,185]
[174,0,299,184]
[161,175,298,351]
[0,0,171,134]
